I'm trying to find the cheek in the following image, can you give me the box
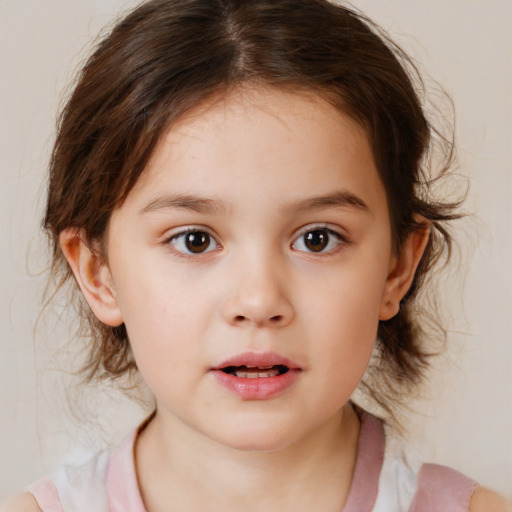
[301,259,387,332]
[310,303,377,408]
[113,267,218,376]
[319,296,378,377]
[123,291,201,406]
[297,261,387,384]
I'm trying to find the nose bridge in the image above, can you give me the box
[222,243,294,328]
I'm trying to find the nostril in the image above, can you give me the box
[235,315,245,322]
[270,315,283,323]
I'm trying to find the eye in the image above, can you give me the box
[292,228,344,253]
[168,229,219,255]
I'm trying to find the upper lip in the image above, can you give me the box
[212,351,301,370]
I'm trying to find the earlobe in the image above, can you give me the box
[59,228,124,327]
[379,220,430,321]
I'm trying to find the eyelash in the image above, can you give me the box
[165,227,221,257]
[291,226,348,255]
[163,225,349,258]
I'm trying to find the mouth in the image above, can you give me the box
[212,351,301,375]
[219,364,290,378]
[211,352,301,400]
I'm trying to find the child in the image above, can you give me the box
[3,0,509,510]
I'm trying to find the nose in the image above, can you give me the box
[221,255,295,329]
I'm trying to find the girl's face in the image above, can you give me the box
[85,88,416,451]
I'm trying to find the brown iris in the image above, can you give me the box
[304,230,329,252]
[185,231,211,253]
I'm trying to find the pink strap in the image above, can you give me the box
[342,411,384,511]
[106,431,147,512]
[108,410,385,512]
[409,463,478,512]
[27,412,478,512]
[27,478,65,512]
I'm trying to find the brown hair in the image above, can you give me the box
[44,0,461,417]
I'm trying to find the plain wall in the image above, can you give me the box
[1,0,511,499]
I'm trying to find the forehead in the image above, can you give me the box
[125,86,386,216]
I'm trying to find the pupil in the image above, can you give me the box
[305,230,328,252]
[185,231,210,253]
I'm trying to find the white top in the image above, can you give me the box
[27,409,477,512]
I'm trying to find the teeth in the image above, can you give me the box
[220,364,290,378]
[234,369,280,378]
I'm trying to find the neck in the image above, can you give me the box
[136,403,360,512]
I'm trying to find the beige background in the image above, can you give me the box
[1,0,511,500]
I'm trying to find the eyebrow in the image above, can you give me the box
[139,190,369,216]
[139,194,228,215]
[282,191,370,215]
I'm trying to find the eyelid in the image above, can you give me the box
[291,224,349,254]
[293,223,348,240]
[163,225,222,256]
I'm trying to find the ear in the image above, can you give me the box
[59,228,124,327]
[379,219,430,321]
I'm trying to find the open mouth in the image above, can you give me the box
[212,354,301,398]
[220,365,290,378]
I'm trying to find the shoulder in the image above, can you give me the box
[368,414,477,512]
[0,493,41,512]
[407,462,477,511]
[25,451,110,512]
[470,486,511,512]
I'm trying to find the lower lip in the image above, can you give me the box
[211,369,301,400]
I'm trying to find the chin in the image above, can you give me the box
[210,418,306,453]
[221,434,294,453]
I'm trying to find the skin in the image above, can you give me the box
[72,87,419,510]
[74,87,428,510]
[6,87,507,511]
[4,486,510,512]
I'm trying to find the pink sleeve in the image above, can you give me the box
[409,463,478,512]
[26,478,64,512]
